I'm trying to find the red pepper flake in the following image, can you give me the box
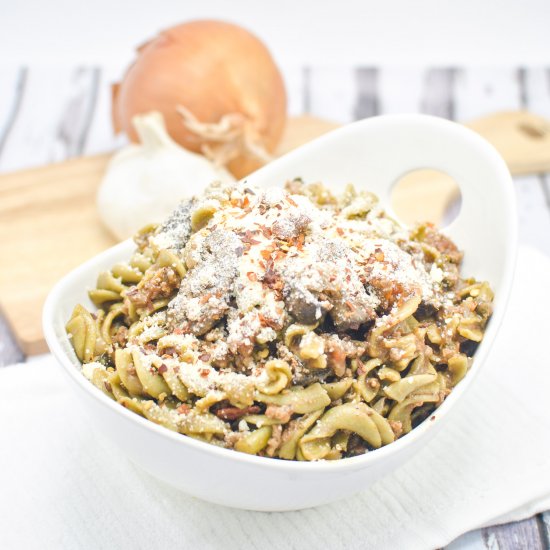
[199,354,211,363]
[374,248,385,262]
[258,313,279,329]
[336,227,344,236]
[177,404,191,415]
[173,366,180,374]
[275,250,286,261]
[242,195,250,208]
[287,196,298,207]
[262,259,281,290]
[241,230,261,246]
[158,363,168,374]
[199,368,210,378]
[430,416,436,422]
[296,234,304,251]
[258,313,268,327]
[199,293,212,304]
[247,272,258,282]
[345,300,356,311]
[261,249,273,260]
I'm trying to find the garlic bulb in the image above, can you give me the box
[97,111,235,240]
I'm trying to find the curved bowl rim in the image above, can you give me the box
[43,113,517,475]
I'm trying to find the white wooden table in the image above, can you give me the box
[1,64,549,549]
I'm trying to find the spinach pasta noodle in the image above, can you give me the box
[67,179,493,461]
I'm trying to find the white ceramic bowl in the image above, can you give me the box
[43,115,517,511]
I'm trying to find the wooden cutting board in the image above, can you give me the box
[1,111,549,355]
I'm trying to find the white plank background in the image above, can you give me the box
[1,64,549,550]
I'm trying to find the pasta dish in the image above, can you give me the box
[67,179,493,461]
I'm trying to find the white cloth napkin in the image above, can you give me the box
[1,246,550,550]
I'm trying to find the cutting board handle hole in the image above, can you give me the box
[517,122,548,140]
[391,169,462,229]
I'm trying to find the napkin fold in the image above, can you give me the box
[1,246,550,550]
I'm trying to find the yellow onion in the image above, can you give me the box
[112,20,287,178]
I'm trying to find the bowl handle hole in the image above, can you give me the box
[390,169,462,228]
